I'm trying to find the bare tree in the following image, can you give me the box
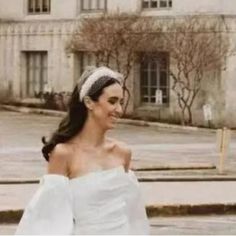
[161,15,233,125]
[66,13,161,114]
[67,14,233,124]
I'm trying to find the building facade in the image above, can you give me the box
[0,0,236,127]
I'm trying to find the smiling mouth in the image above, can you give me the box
[110,115,119,121]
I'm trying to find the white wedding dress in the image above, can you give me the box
[15,166,150,235]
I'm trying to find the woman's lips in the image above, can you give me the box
[110,115,119,121]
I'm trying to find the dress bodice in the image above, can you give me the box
[15,166,150,235]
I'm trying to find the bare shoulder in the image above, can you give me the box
[116,140,132,156]
[47,143,72,176]
[110,138,132,170]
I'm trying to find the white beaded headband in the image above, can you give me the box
[79,66,123,101]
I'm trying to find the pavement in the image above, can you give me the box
[0,105,236,227]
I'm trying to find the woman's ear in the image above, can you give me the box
[83,96,93,110]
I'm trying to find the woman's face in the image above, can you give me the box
[90,83,124,130]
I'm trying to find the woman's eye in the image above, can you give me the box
[108,100,116,104]
[108,98,123,105]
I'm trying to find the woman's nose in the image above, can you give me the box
[115,103,123,115]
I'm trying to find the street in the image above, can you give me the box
[1,109,236,179]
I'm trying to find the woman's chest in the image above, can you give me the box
[68,149,125,178]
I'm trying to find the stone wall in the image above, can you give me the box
[0,21,78,98]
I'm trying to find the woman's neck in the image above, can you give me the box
[72,117,106,148]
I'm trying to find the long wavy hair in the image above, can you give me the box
[41,66,121,161]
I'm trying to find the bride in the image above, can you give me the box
[15,66,150,235]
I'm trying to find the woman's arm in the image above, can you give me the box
[47,143,70,176]
[15,144,74,235]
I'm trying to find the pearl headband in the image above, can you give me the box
[79,66,123,101]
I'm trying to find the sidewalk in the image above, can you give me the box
[1,180,236,223]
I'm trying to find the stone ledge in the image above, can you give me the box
[146,203,236,217]
[1,203,236,223]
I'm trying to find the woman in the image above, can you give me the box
[15,66,150,235]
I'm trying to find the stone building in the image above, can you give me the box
[0,0,236,127]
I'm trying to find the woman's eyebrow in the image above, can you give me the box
[108,96,120,100]
[109,96,124,101]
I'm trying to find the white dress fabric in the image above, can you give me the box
[15,166,150,235]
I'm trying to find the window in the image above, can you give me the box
[142,0,172,9]
[25,52,48,97]
[81,0,106,11]
[76,51,97,77]
[28,0,50,14]
[140,53,169,105]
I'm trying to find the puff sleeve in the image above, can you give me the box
[15,174,74,235]
[127,171,150,235]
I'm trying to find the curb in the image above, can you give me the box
[133,164,216,171]
[1,175,236,184]
[0,210,23,224]
[146,203,236,218]
[0,104,217,132]
[1,203,236,223]
[138,176,236,182]
[0,105,65,117]
[0,179,39,184]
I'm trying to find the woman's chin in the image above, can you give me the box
[107,122,117,130]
